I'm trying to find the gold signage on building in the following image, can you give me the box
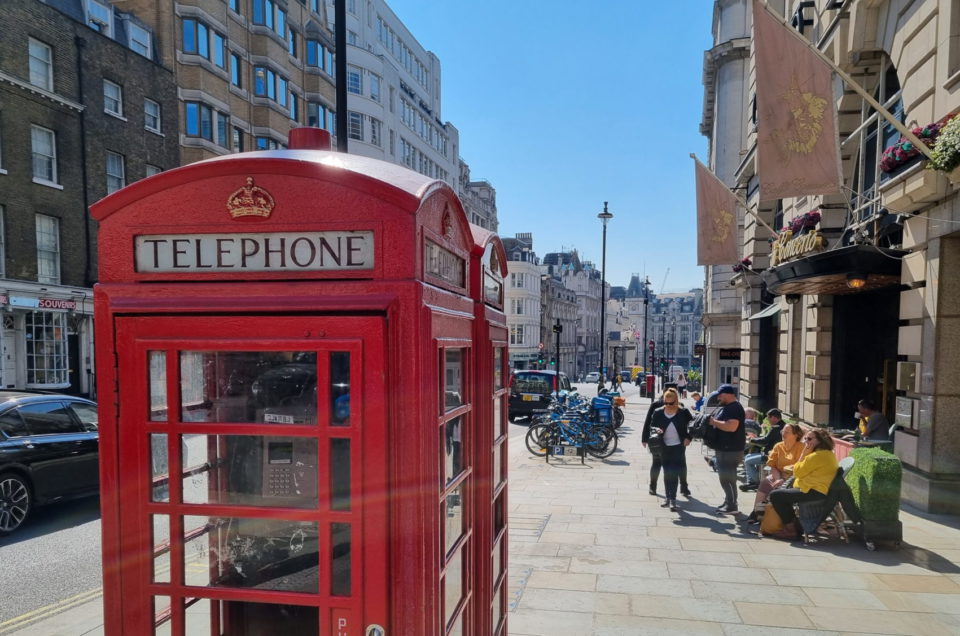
[770,229,825,266]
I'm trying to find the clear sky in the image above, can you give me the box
[385,0,716,293]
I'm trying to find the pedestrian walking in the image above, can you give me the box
[643,389,691,497]
[646,388,692,511]
[705,384,746,513]
[614,373,623,391]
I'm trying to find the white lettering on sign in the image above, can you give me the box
[135,231,374,273]
[38,299,77,310]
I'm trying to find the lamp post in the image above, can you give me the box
[597,202,613,383]
[643,277,650,374]
[670,318,676,379]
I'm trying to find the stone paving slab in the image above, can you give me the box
[506,385,960,635]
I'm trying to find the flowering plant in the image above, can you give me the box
[880,121,945,173]
[929,113,960,172]
[731,257,752,273]
[783,210,821,235]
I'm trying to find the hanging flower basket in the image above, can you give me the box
[881,118,949,174]
[731,257,752,274]
[930,113,960,176]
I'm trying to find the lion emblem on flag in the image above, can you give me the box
[779,79,827,154]
[712,208,733,242]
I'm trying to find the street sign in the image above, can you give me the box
[538,342,544,350]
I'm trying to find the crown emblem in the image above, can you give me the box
[227,177,275,220]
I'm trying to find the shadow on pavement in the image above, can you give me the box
[0,495,100,547]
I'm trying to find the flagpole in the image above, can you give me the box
[757,0,934,161]
[690,153,780,239]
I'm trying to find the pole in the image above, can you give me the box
[554,318,561,393]
[597,202,612,384]
[758,0,933,161]
[334,0,348,152]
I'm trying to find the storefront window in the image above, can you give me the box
[25,311,68,387]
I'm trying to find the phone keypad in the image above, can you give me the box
[269,468,293,496]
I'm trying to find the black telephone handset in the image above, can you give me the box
[263,438,318,499]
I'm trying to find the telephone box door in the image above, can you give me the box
[114,315,388,636]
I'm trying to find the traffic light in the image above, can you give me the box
[550,358,556,366]
[537,355,544,366]
[659,358,666,370]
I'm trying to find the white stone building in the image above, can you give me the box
[502,234,541,370]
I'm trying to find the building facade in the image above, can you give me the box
[648,291,705,375]
[458,158,498,232]
[704,0,960,513]
[541,250,604,380]
[122,0,337,161]
[0,0,178,396]
[540,275,577,379]
[503,233,541,370]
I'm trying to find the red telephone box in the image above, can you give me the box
[466,227,508,636]
[92,128,492,635]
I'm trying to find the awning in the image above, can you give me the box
[760,244,905,296]
[748,304,782,320]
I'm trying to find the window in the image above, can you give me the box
[35,214,60,285]
[143,99,161,132]
[86,0,112,35]
[28,38,53,91]
[252,0,285,36]
[103,80,122,116]
[0,206,5,278]
[128,23,152,58]
[232,126,244,152]
[24,312,68,387]
[512,298,524,315]
[348,111,363,140]
[253,66,288,105]
[347,0,357,14]
[288,28,298,58]
[290,93,299,122]
[347,30,358,45]
[185,102,213,140]
[509,325,525,346]
[145,164,162,177]
[106,151,125,194]
[182,18,209,58]
[256,136,279,150]
[230,53,242,87]
[306,40,324,68]
[213,32,227,68]
[307,102,326,128]
[229,0,240,12]
[216,112,229,147]
[278,76,287,107]
[31,125,57,184]
[369,73,381,101]
[370,117,381,147]
[347,66,362,95]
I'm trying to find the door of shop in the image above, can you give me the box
[114,314,387,636]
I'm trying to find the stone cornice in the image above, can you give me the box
[0,71,84,113]
[700,37,751,135]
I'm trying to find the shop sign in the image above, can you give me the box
[39,298,77,310]
[770,230,826,266]
[718,348,741,360]
[135,231,374,273]
[694,344,706,356]
[1,296,77,310]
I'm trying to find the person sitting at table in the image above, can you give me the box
[746,422,803,522]
[741,409,785,491]
[766,428,839,540]
[857,399,890,442]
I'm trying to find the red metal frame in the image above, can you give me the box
[92,130,493,635]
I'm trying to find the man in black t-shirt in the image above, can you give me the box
[707,384,745,513]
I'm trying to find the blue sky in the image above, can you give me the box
[386,1,715,293]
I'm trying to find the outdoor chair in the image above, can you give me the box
[795,457,859,545]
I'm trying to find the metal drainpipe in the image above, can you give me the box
[335,0,347,152]
[74,36,93,287]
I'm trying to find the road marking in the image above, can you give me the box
[0,588,103,634]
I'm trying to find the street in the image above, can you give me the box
[0,496,102,626]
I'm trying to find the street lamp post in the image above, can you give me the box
[597,202,613,383]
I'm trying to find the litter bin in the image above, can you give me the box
[846,447,903,550]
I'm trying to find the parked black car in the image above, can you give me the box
[0,391,99,535]
[508,370,571,422]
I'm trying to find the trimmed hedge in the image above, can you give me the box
[845,447,902,522]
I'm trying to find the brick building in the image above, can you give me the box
[0,0,178,395]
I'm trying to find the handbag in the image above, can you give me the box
[701,418,719,450]
[647,426,665,452]
[760,503,784,535]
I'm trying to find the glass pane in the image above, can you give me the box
[182,435,318,508]
[151,434,169,502]
[153,596,171,636]
[179,351,317,424]
[331,522,351,596]
[444,546,464,627]
[493,396,503,438]
[153,514,170,583]
[493,537,502,584]
[330,438,350,511]
[493,347,503,390]
[448,611,463,636]
[220,600,319,633]
[492,584,503,635]
[443,416,463,484]
[444,349,464,411]
[445,484,463,555]
[183,515,319,593]
[330,352,350,427]
[494,491,505,535]
[184,598,217,634]
[492,441,502,489]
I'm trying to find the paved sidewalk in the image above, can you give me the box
[506,386,960,635]
[7,385,960,635]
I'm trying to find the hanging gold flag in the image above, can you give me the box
[694,159,739,266]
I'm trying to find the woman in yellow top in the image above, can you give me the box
[746,423,804,523]
[767,428,839,539]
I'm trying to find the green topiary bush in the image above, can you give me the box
[845,447,902,522]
